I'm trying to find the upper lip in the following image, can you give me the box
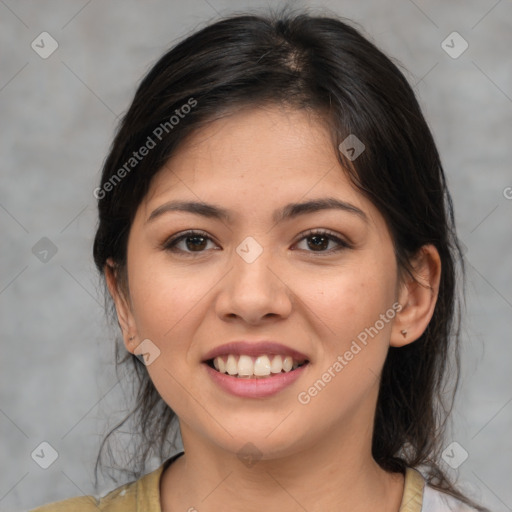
[202,341,310,362]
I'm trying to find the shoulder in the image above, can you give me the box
[30,452,184,512]
[402,467,481,512]
[29,480,137,512]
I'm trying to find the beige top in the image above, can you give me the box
[30,452,469,511]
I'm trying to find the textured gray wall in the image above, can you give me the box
[1,1,511,511]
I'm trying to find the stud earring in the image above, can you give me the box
[400,330,407,338]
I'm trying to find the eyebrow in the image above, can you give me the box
[146,197,368,225]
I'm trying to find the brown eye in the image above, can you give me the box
[184,234,208,251]
[294,229,350,254]
[306,234,329,251]
[162,228,350,256]
[162,230,218,254]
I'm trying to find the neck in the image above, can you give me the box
[160,423,404,512]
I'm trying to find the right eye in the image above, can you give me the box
[161,230,220,255]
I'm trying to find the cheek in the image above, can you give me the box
[127,252,207,339]
[300,263,397,347]
[126,263,209,407]
[126,256,224,392]
[278,266,398,445]
[129,274,175,338]
[297,260,397,398]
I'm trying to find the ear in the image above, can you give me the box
[105,257,139,354]
[390,244,441,347]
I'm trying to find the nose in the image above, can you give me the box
[215,241,293,325]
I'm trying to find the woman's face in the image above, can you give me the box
[114,105,406,460]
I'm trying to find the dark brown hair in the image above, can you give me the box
[92,6,485,510]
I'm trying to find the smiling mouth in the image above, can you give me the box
[206,354,309,379]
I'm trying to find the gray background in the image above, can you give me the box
[1,1,511,511]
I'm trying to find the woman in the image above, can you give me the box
[32,7,488,512]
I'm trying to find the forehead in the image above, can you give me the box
[155,106,333,178]
[137,105,382,229]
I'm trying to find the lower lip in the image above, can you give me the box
[204,363,308,398]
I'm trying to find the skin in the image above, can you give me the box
[106,104,441,512]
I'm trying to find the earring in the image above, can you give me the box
[400,330,407,338]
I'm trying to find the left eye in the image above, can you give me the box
[162,229,349,255]
[293,229,350,253]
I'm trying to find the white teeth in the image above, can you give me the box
[282,356,293,372]
[270,355,283,373]
[211,354,306,378]
[238,355,254,376]
[226,354,238,375]
[253,355,271,376]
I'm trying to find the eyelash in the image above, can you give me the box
[161,229,351,256]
